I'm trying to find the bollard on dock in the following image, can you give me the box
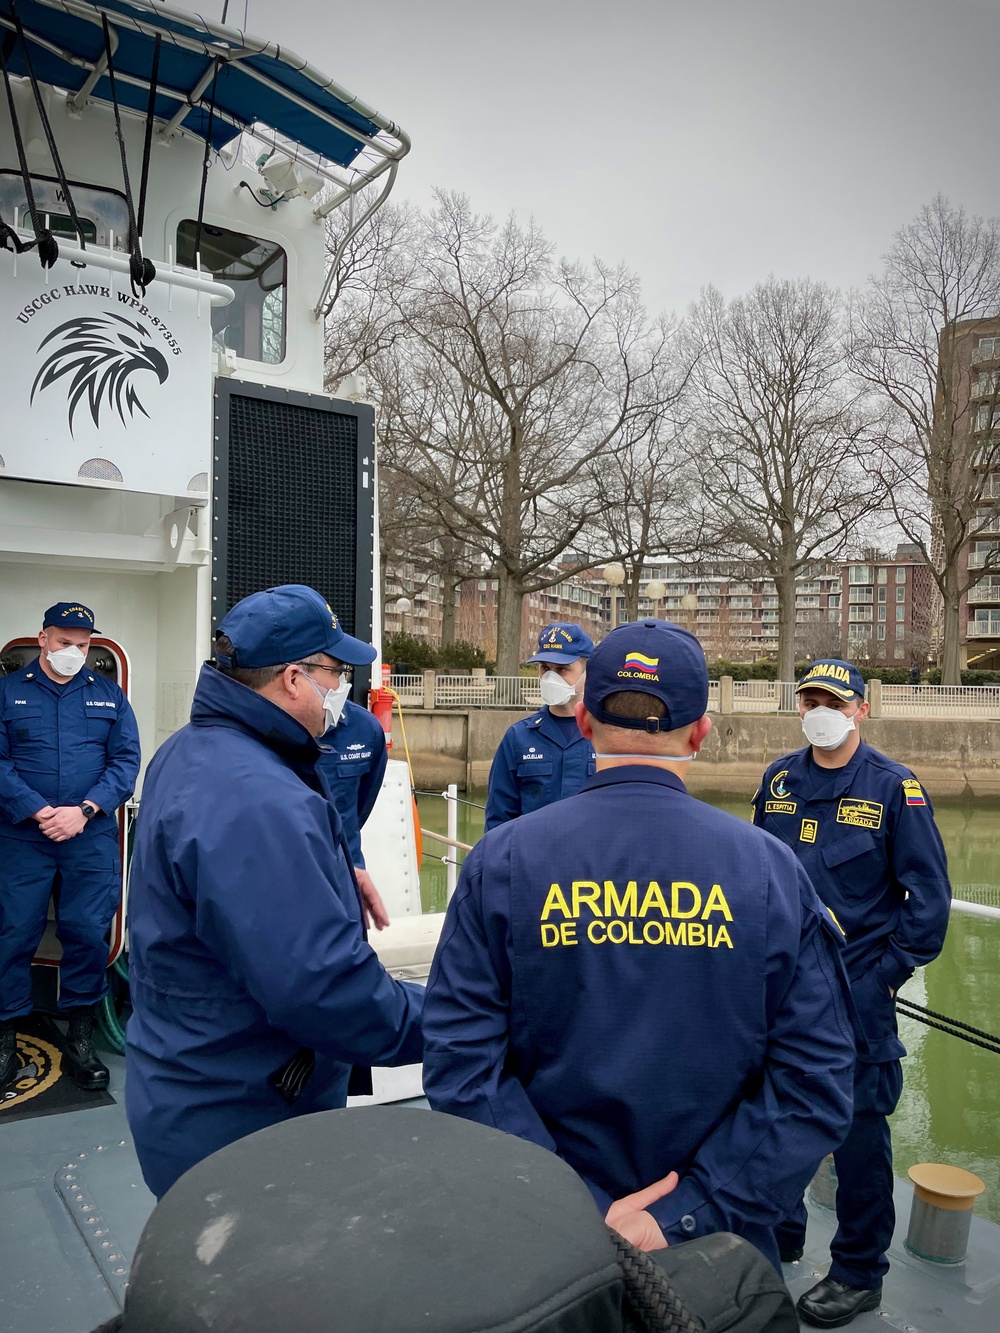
[904,1163,986,1264]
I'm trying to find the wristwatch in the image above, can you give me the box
[80,802,98,821]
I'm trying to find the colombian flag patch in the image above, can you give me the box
[622,652,659,676]
[902,779,926,807]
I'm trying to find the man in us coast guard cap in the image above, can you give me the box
[0,602,140,1094]
[754,658,951,1328]
[125,586,423,1199]
[484,622,596,829]
[424,619,855,1272]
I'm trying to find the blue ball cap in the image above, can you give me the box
[527,623,595,665]
[796,658,865,701]
[584,619,708,731]
[43,602,99,633]
[217,586,377,670]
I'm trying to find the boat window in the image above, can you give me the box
[176,221,287,364]
[0,171,124,246]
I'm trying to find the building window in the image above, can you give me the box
[877,624,886,639]
[850,606,873,621]
[829,609,840,622]
[878,586,887,602]
[850,586,874,602]
[978,337,1000,359]
[878,605,887,621]
[850,565,872,584]
[796,595,820,607]
[896,605,906,621]
[877,568,888,584]
[828,594,840,608]
[797,582,820,594]
[895,567,907,583]
[896,586,906,602]
[895,623,905,638]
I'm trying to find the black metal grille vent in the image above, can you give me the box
[222,393,359,631]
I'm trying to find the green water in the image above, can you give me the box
[416,788,1000,1224]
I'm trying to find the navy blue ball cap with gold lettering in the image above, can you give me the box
[217,585,377,670]
[42,602,99,632]
[584,619,708,731]
[527,622,594,665]
[796,658,865,701]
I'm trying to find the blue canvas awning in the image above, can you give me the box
[0,0,409,170]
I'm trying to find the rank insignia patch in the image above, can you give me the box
[800,818,817,843]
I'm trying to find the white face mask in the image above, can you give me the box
[304,673,350,733]
[801,705,857,751]
[539,669,583,707]
[46,645,87,677]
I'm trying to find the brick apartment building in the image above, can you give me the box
[944,317,1000,670]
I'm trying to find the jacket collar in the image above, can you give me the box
[786,741,869,801]
[23,656,91,697]
[532,706,585,749]
[583,764,689,796]
[190,664,321,782]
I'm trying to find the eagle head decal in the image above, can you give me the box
[30,312,171,435]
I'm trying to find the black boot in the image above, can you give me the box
[0,1019,21,1089]
[62,1007,110,1091]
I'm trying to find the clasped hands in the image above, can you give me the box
[605,1170,679,1251]
[33,804,92,841]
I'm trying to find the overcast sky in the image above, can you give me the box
[192,0,998,318]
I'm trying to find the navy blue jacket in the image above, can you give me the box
[315,700,387,867]
[485,708,596,830]
[0,659,140,841]
[125,666,423,1196]
[753,742,951,1065]
[424,766,855,1266]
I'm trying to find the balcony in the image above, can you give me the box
[968,581,1000,605]
[968,550,1000,570]
[967,621,1000,639]
[971,343,1000,367]
[981,474,1000,502]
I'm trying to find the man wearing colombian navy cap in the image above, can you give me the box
[754,658,951,1326]
[125,586,423,1200]
[425,619,855,1276]
[484,622,596,829]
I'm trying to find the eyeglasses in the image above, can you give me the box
[298,661,353,682]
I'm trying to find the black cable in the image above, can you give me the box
[135,33,161,244]
[897,1002,1000,1057]
[0,29,56,264]
[608,1228,702,1333]
[896,997,1000,1047]
[192,59,221,271]
[101,14,155,297]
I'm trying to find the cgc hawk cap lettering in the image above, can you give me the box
[217,585,378,669]
[796,658,865,701]
[584,619,709,731]
[42,602,99,632]
[527,622,595,665]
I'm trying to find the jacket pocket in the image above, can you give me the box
[3,706,43,744]
[821,829,876,869]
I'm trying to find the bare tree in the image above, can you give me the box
[374,193,680,673]
[585,392,699,622]
[850,196,1000,683]
[684,278,882,680]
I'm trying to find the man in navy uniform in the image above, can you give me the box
[316,683,390,932]
[0,602,140,1091]
[424,619,855,1270]
[754,658,951,1328]
[126,586,424,1199]
[485,623,595,830]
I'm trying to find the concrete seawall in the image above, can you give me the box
[397,708,1000,798]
